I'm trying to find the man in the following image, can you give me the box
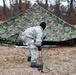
[20,22,46,68]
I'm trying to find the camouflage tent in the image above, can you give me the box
[0,4,76,45]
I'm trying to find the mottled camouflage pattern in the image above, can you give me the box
[0,4,76,44]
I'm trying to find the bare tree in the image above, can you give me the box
[45,0,48,9]
[55,0,60,16]
[3,0,6,16]
[19,0,22,13]
[69,0,74,14]
[15,0,20,15]
[9,0,14,17]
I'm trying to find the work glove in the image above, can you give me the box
[43,35,47,40]
[43,36,46,39]
[37,46,42,51]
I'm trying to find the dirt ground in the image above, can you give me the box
[0,45,76,75]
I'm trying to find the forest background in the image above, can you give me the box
[0,0,76,25]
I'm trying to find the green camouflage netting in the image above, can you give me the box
[0,4,76,45]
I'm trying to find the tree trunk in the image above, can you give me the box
[45,0,48,10]
[55,0,60,16]
[69,0,74,14]
[3,0,6,16]
[15,0,20,15]
[19,0,22,13]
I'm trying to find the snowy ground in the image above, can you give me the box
[0,46,76,75]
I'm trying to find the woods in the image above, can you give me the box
[0,0,76,25]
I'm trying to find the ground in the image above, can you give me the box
[0,45,76,75]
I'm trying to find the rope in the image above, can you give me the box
[38,49,50,73]
[42,62,50,73]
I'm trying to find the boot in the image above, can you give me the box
[27,56,31,62]
[31,62,43,68]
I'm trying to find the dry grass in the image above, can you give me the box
[0,46,76,75]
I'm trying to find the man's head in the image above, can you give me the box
[40,22,46,30]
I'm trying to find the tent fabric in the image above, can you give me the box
[0,4,76,45]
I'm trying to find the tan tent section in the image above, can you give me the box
[0,4,76,45]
